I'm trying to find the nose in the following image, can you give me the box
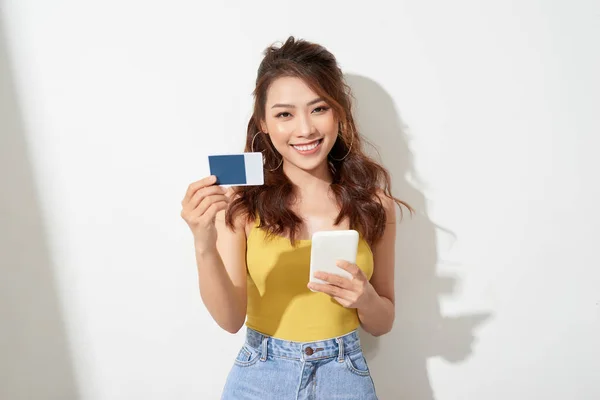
[296,113,316,137]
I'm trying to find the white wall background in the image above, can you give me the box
[2,1,599,399]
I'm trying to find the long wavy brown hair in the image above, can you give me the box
[226,36,412,246]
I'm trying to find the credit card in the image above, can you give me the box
[208,152,264,186]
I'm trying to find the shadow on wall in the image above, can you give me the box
[345,74,492,400]
[0,17,80,400]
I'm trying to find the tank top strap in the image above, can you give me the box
[247,213,261,241]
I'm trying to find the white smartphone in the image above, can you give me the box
[309,230,359,291]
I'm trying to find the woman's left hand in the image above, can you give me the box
[307,260,377,309]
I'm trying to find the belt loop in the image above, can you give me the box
[260,335,268,362]
[336,337,344,362]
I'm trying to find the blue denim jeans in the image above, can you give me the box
[221,327,378,400]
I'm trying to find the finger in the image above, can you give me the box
[313,272,353,289]
[336,260,365,280]
[224,186,236,199]
[186,186,227,211]
[183,195,226,221]
[332,297,351,308]
[307,282,352,300]
[202,201,229,221]
[194,195,229,217]
[182,176,217,204]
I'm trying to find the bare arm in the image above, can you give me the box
[195,208,247,333]
[356,194,396,336]
[307,193,397,336]
[181,178,247,334]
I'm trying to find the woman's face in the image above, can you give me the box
[260,77,338,173]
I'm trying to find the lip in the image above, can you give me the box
[290,139,322,146]
[290,138,323,155]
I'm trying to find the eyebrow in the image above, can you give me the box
[271,97,325,109]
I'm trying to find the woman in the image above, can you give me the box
[181,36,411,400]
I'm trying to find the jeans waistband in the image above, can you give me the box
[244,327,362,362]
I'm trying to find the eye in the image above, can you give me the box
[312,106,330,114]
[275,112,292,118]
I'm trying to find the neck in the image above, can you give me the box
[283,160,333,195]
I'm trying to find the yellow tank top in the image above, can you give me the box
[245,220,374,342]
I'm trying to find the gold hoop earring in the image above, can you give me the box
[329,132,354,162]
[251,132,283,171]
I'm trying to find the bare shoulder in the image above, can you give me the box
[374,188,397,221]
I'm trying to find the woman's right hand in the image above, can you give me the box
[180,175,229,252]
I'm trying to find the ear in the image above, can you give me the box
[260,120,268,134]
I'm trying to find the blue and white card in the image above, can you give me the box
[208,152,264,186]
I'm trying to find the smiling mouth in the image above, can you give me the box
[291,139,323,152]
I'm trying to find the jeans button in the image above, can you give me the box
[305,347,314,356]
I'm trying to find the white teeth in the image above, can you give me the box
[293,141,320,152]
